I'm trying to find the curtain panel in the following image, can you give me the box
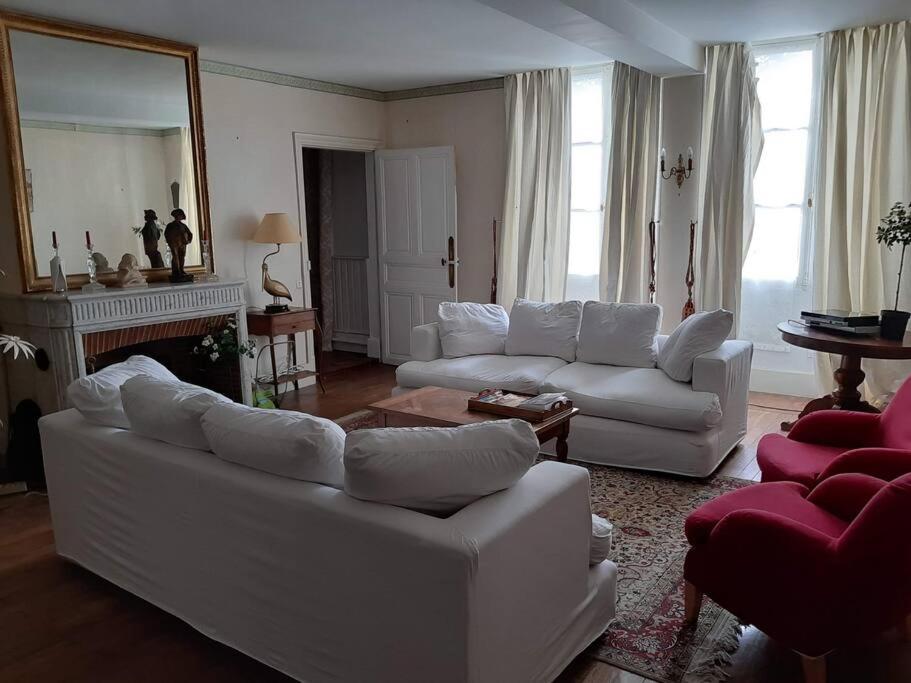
[696,43,763,332]
[814,21,911,399]
[599,63,660,303]
[498,68,572,307]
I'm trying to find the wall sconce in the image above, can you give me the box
[660,147,694,190]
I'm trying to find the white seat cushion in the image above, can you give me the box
[541,362,722,432]
[396,355,566,394]
[202,403,346,488]
[343,419,539,513]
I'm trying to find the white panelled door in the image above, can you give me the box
[375,146,457,364]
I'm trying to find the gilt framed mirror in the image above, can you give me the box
[0,11,212,292]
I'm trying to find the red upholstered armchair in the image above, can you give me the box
[683,461,911,683]
[758,376,911,487]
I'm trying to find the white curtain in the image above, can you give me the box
[696,43,763,331]
[179,127,201,265]
[499,68,571,307]
[600,63,660,303]
[814,21,911,399]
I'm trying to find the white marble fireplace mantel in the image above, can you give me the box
[0,279,252,416]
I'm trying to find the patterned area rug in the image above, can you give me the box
[335,411,749,683]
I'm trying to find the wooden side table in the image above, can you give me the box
[246,307,326,402]
[777,321,911,430]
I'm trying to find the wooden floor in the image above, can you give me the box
[2,355,909,683]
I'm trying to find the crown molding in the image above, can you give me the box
[200,60,503,102]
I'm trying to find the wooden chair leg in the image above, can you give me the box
[800,654,826,683]
[683,581,703,625]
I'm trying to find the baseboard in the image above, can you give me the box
[749,368,819,398]
[366,336,380,359]
[332,340,367,354]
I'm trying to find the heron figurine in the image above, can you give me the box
[252,213,302,314]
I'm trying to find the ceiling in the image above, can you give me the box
[1,0,909,90]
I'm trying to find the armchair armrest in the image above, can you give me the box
[692,339,752,410]
[788,410,882,448]
[410,322,442,361]
[817,447,911,482]
[807,472,887,521]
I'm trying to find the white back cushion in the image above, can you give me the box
[437,302,509,358]
[344,419,539,513]
[67,355,178,429]
[576,301,662,367]
[202,403,346,488]
[658,309,734,382]
[121,375,230,450]
[505,298,582,362]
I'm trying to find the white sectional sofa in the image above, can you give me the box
[397,319,753,477]
[40,407,617,683]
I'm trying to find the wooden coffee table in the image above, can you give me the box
[368,386,580,462]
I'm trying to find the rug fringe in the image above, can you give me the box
[682,619,744,682]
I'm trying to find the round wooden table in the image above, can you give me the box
[777,321,911,430]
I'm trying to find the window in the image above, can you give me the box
[567,65,612,302]
[740,41,818,380]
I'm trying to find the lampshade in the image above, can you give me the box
[252,213,302,245]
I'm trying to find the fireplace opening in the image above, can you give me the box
[84,315,244,402]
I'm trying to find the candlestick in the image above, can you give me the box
[52,230,58,249]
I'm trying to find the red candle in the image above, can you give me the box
[85,230,91,249]
[52,230,58,249]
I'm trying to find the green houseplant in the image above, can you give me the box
[876,201,911,340]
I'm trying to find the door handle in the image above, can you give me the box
[441,236,458,288]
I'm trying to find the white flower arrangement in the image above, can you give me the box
[191,317,255,364]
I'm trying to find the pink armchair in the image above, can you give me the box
[757,376,911,486]
[684,459,911,682]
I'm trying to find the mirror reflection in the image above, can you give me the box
[10,29,201,276]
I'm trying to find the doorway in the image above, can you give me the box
[300,147,375,370]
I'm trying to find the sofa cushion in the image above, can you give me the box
[202,402,346,488]
[437,302,509,358]
[505,298,582,362]
[396,354,566,394]
[658,309,733,382]
[121,375,230,450]
[67,355,178,429]
[541,362,722,432]
[577,301,661,368]
[343,419,539,513]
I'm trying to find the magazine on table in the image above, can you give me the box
[474,390,568,413]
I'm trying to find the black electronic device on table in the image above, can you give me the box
[800,309,881,335]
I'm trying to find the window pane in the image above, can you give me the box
[571,71,602,144]
[755,49,813,129]
[743,207,802,282]
[571,144,602,211]
[754,129,808,207]
[567,211,602,277]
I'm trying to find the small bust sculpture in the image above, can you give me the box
[164,208,194,283]
[92,252,114,273]
[141,209,165,268]
[114,253,147,288]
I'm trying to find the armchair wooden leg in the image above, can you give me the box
[683,581,703,625]
[800,654,826,683]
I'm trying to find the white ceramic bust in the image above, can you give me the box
[114,253,147,288]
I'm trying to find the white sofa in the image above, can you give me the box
[397,323,753,477]
[40,408,617,683]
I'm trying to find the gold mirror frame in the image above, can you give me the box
[0,11,213,292]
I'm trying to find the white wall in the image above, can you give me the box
[199,72,384,310]
[385,88,505,304]
[655,75,703,334]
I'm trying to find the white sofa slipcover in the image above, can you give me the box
[40,409,617,683]
[396,322,752,477]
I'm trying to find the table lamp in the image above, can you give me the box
[252,212,302,314]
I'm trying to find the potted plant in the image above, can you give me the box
[191,318,255,400]
[876,201,911,340]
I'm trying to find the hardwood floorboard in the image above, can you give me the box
[3,360,906,682]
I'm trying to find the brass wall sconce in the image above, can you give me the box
[660,147,694,190]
